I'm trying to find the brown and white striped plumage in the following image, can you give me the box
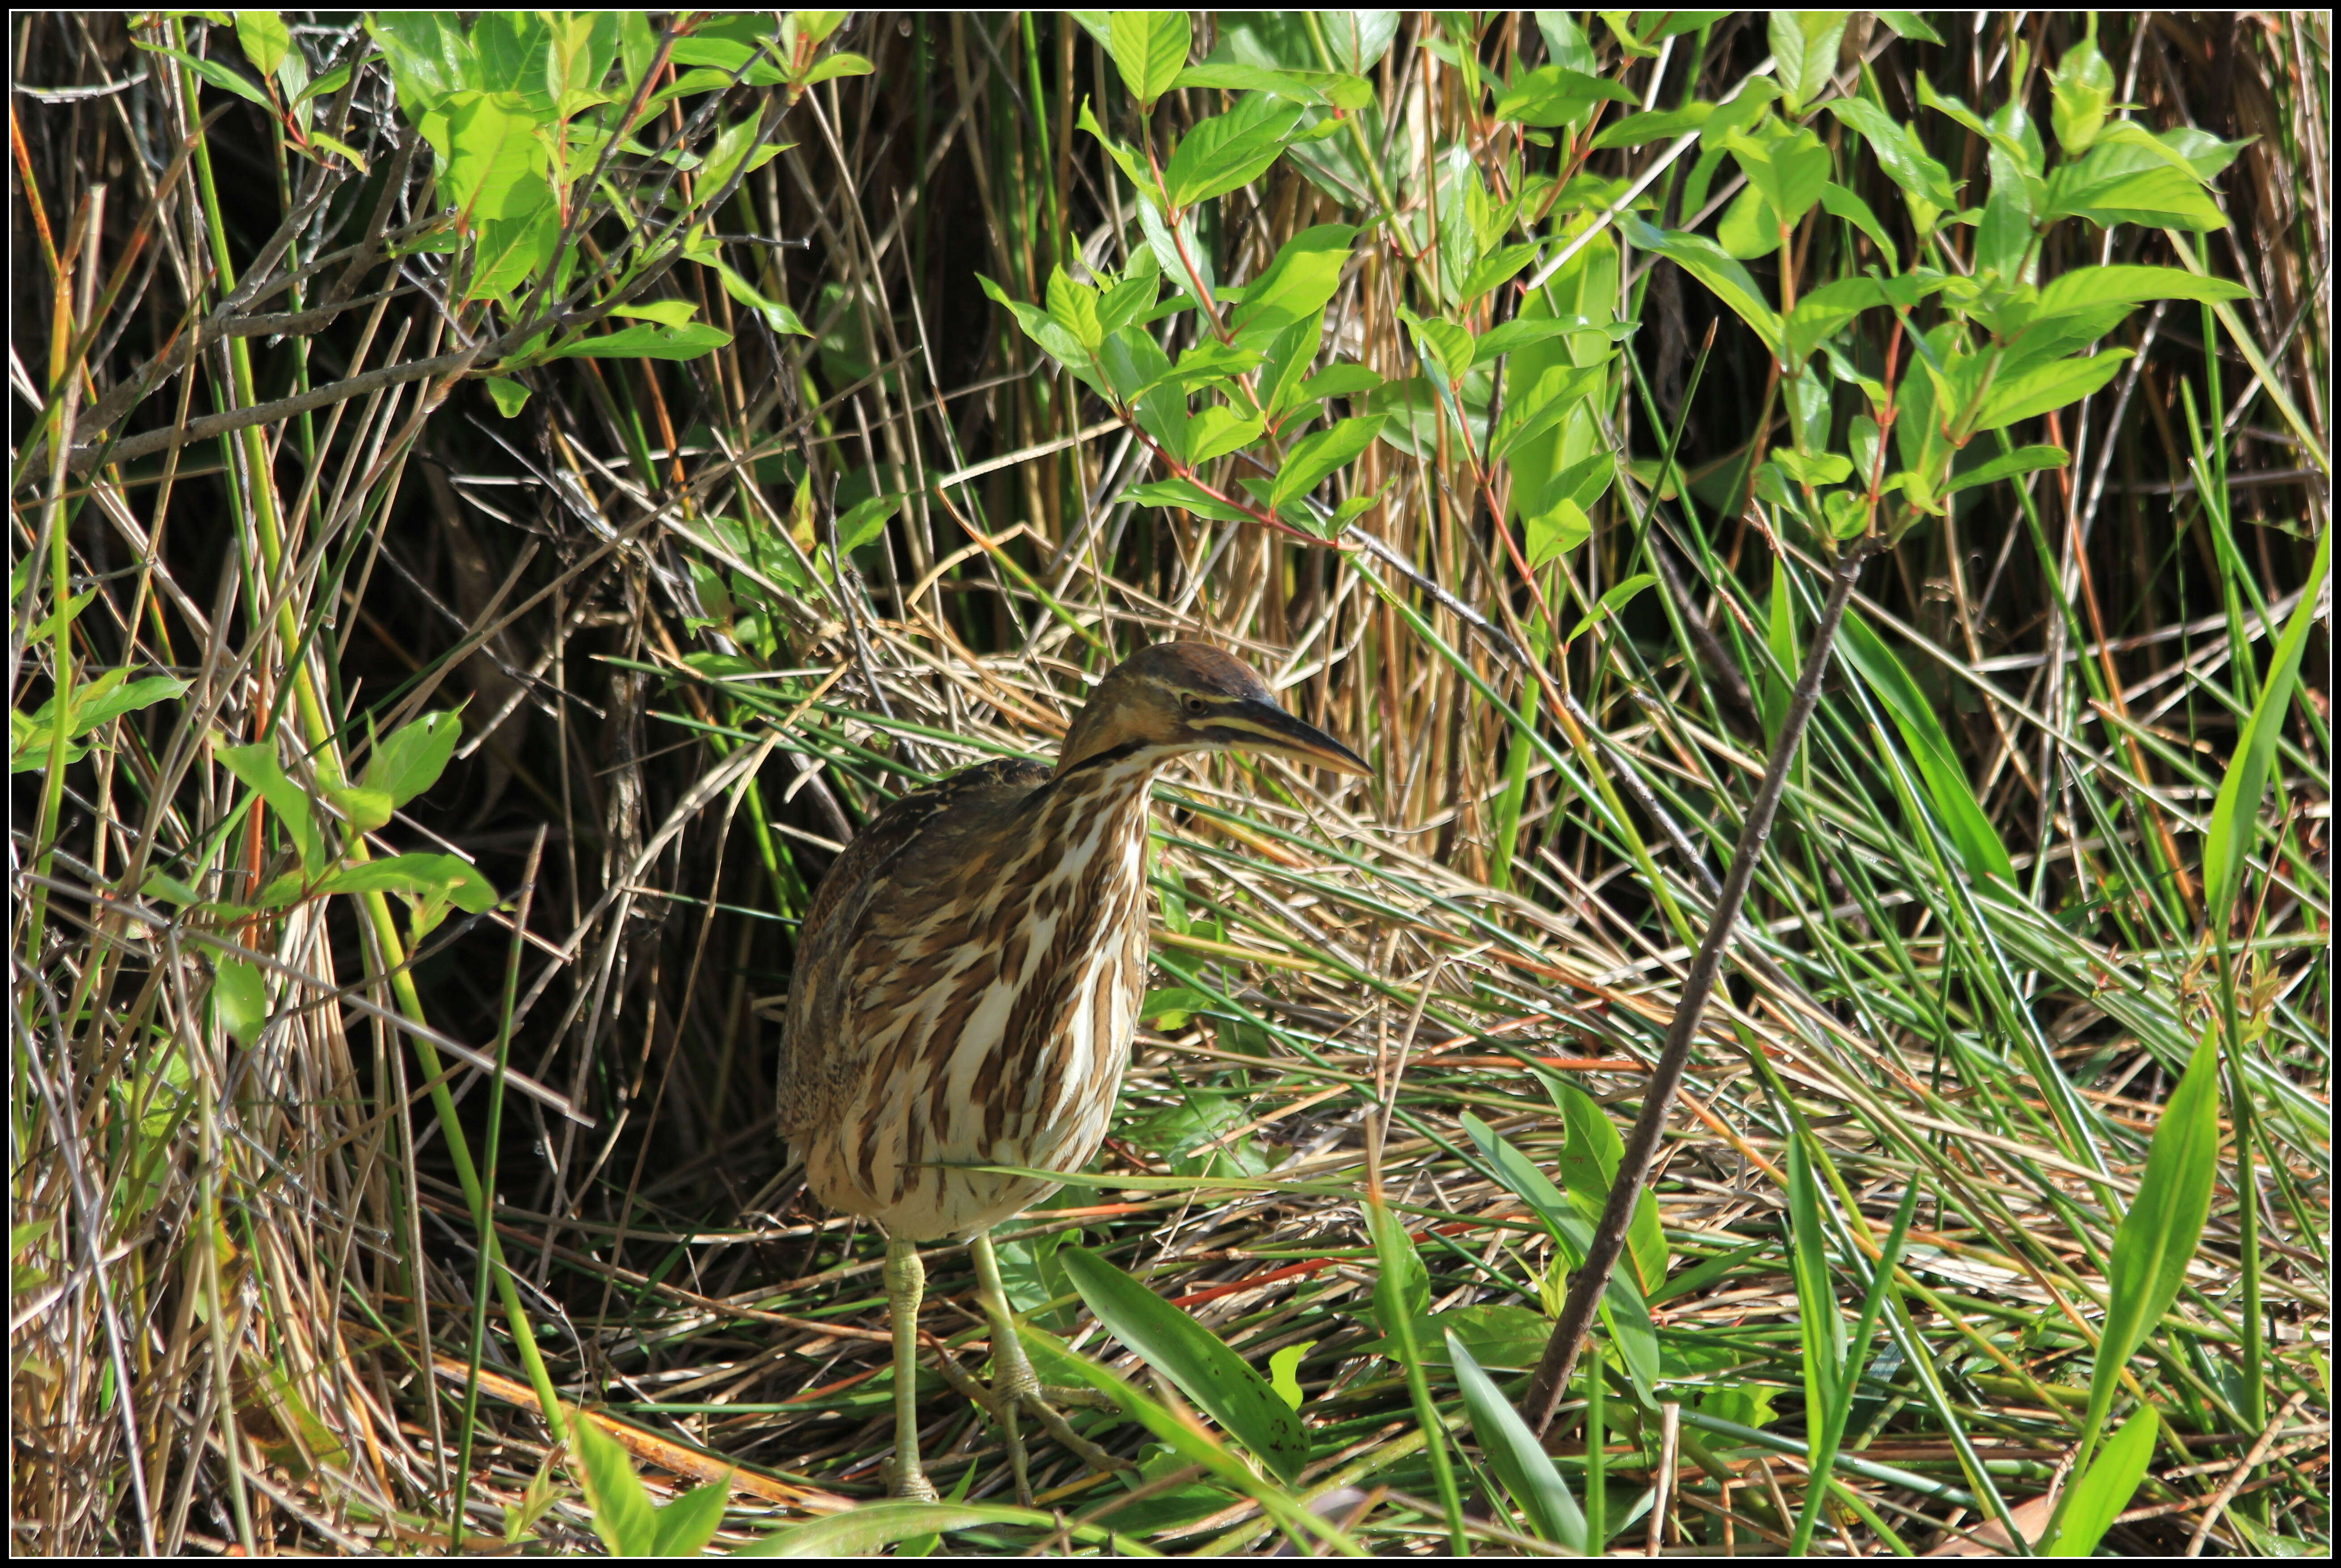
[779,642,1367,1242]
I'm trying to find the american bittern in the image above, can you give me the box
[778,642,1368,1501]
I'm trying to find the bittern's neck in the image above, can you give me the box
[1040,741,1179,824]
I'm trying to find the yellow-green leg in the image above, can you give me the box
[966,1230,1130,1505]
[882,1237,939,1501]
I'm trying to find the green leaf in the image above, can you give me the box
[1266,1342,1313,1410]
[2158,126,2255,182]
[1783,276,1885,364]
[2043,138,2228,231]
[1226,225,1354,340]
[1526,499,1589,567]
[1622,217,1780,353]
[363,711,463,810]
[799,50,873,86]
[834,493,904,553]
[1550,1081,1666,1294]
[1058,1246,1310,1483]
[482,376,531,417]
[1874,12,1943,43]
[2044,1408,2158,1556]
[1491,64,1635,128]
[542,322,733,361]
[1045,266,1105,350]
[216,740,326,871]
[1770,11,1849,114]
[1943,444,2068,496]
[1106,10,1190,109]
[151,46,272,109]
[1458,1112,1662,1398]
[1566,573,1657,642]
[213,958,268,1046]
[1077,97,1163,205]
[573,1417,659,1554]
[2033,264,2252,322]
[1972,349,2132,431]
[317,854,498,914]
[1135,193,1215,312]
[2203,523,2329,924]
[1724,120,1831,233]
[2048,32,2115,155]
[1185,406,1265,465]
[1818,182,1896,269]
[1174,61,1366,107]
[980,272,1096,381]
[1824,98,1959,211]
[1769,446,1853,488]
[1125,478,1255,525]
[2083,1030,2222,1442]
[1448,1334,1587,1550]
[234,11,291,80]
[1785,1137,1848,1418]
[1457,242,1541,306]
[1590,102,1710,149]
[1400,310,1475,385]
[1268,416,1383,512]
[1162,92,1304,211]
[1838,614,2018,886]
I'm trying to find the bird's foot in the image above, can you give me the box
[881,1457,940,1502]
[932,1340,1133,1506]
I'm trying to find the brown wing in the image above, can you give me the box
[777,757,1050,1137]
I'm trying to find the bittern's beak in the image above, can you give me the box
[1209,697,1373,776]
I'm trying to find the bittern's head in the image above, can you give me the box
[1056,641,1371,779]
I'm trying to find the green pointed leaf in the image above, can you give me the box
[1106,10,1190,108]
[1185,406,1265,466]
[1162,92,1304,211]
[2045,1408,2159,1556]
[1824,98,1959,211]
[2203,523,2329,923]
[363,711,464,809]
[216,740,326,871]
[2048,33,2115,155]
[1838,614,2017,886]
[543,322,733,361]
[1266,1342,1312,1411]
[213,958,268,1045]
[1058,1246,1309,1483]
[1943,444,2068,496]
[1125,477,1255,525]
[1448,1333,1586,1549]
[1770,12,1848,113]
[1268,416,1383,512]
[1622,217,1780,353]
[316,854,498,913]
[1492,64,1635,128]
[1972,349,2133,432]
[2043,138,2228,231]
[2083,1030,2223,1443]
[1818,182,1896,269]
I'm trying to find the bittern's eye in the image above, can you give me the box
[1183,695,1208,716]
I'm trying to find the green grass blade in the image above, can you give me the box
[1059,1245,1310,1483]
[2081,1029,2224,1449]
[2042,1407,2158,1557]
[2203,522,2330,926]
[1446,1331,1586,1551]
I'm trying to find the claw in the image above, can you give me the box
[929,1337,1133,1506]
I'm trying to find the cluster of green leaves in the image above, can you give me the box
[345,13,866,409]
[140,711,492,1044]
[1608,15,2255,541]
